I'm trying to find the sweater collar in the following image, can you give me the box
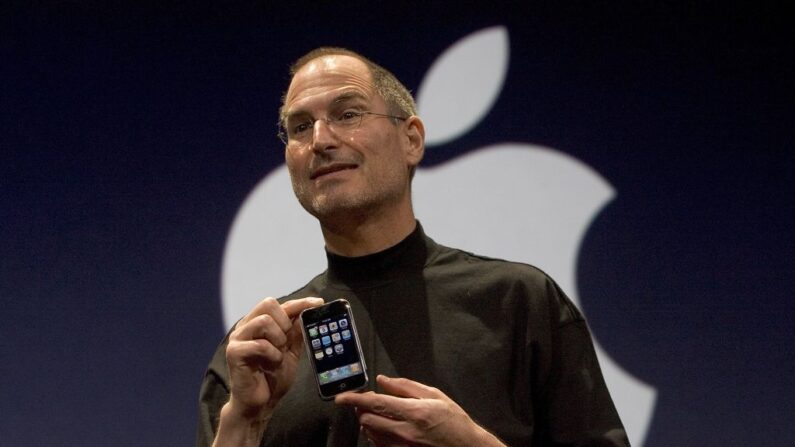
[325,221,431,287]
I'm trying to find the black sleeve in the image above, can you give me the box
[195,334,232,447]
[535,279,630,447]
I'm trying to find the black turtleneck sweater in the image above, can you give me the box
[197,223,628,446]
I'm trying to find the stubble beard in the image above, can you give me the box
[290,169,407,225]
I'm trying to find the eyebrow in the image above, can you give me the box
[284,91,370,122]
[330,91,368,106]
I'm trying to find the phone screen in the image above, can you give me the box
[300,299,368,399]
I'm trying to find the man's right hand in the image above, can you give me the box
[213,296,325,447]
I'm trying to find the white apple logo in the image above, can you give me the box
[222,26,655,446]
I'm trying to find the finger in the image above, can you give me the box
[235,297,323,338]
[377,375,441,400]
[238,297,292,332]
[336,391,413,421]
[281,297,324,348]
[226,338,284,368]
[358,412,414,445]
[282,296,325,319]
[232,312,288,348]
[361,425,411,447]
[284,316,310,356]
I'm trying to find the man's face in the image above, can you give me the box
[282,55,417,220]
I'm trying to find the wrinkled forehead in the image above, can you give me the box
[284,55,376,113]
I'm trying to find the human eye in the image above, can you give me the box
[335,110,363,126]
[291,119,313,136]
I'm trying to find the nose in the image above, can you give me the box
[311,118,338,153]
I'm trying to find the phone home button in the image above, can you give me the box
[339,383,347,390]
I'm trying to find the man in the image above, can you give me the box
[197,47,628,447]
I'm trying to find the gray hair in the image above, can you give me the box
[279,47,416,125]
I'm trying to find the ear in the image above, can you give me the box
[403,115,425,168]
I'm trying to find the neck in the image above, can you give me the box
[319,202,417,257]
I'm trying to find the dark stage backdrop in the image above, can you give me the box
[1,2,792,446]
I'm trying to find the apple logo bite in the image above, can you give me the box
[222,26,656,446]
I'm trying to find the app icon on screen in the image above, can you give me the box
[321,335,331,346]
[331,332,341,343]
[314,350,324,360]
[319,325,328,334]
[341,329,351,340]
[311,338,321,349]
[339,319,348,328]
[334,344,344,354]
[308,327,318,338]
[329,322,338,331]
[325,347,333,356]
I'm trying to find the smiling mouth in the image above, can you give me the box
[310,163,358,180]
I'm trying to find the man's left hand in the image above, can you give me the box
[335,375,506,447]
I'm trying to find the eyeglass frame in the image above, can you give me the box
[277,111,408,146]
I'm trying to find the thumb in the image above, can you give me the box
[283,297,325,354]
[282,297,326,319]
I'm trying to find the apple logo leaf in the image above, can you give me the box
[416,26,509,146]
